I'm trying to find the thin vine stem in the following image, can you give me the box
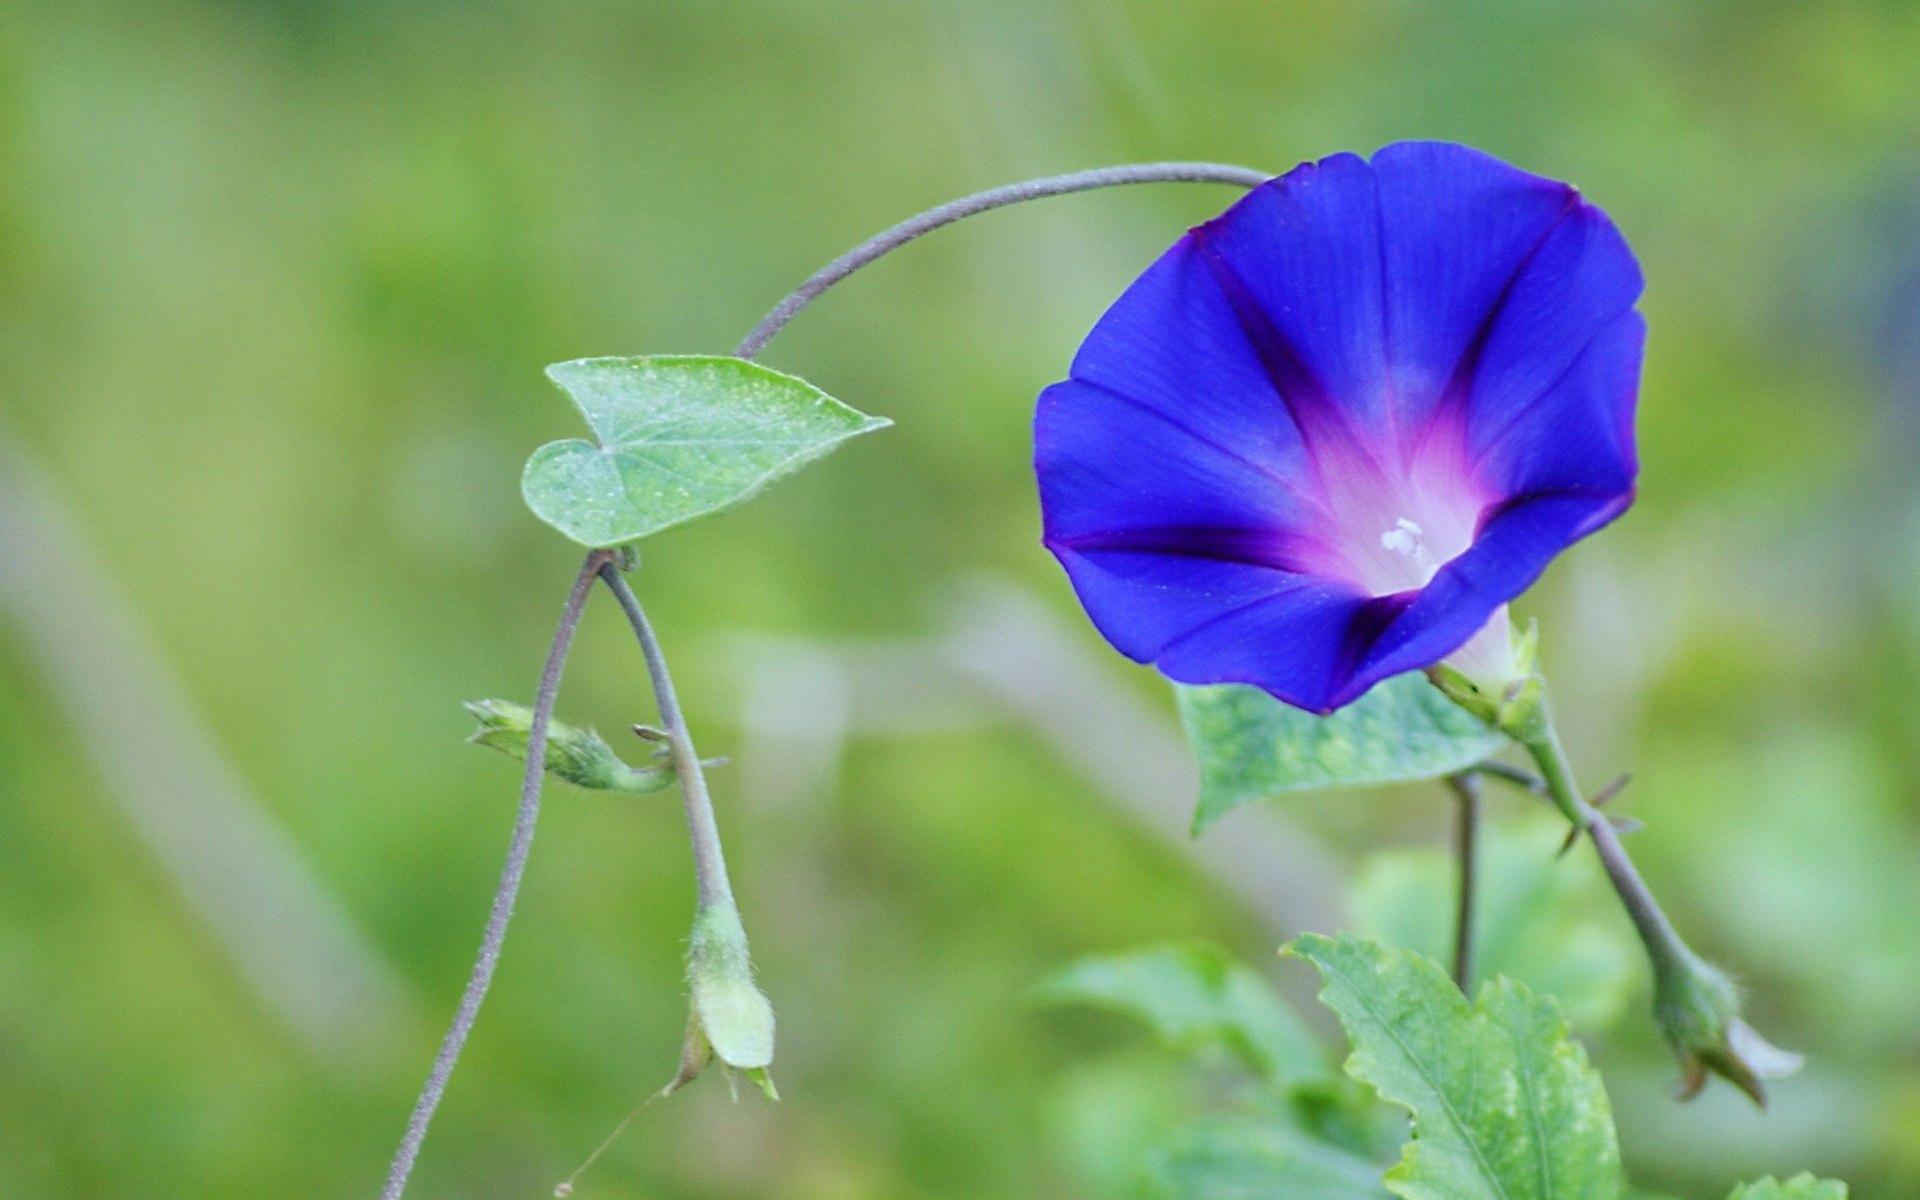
[1444,772,1483,990]
[596,564,732,909]
[381,161,1275,1198]
[732,162,1271,360]
[381,548,613,1200]
[1518,718,1693,980]
[1472,759,1547,796]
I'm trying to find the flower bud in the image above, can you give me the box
[1653,948,1802,1105]
[465,699,673,794]
[1428,616,1543,734]
[663,900,778,1100]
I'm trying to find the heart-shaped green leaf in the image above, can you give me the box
[1178,673,1503,834]
[522,355,890,547]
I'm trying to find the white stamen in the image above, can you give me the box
[1379,517,1429,562]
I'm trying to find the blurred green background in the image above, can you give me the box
[3,2,1919,1197]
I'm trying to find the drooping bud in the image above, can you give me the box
[1653,947,1802,1105]
[663,900,777,1100]
[465,699,675,794]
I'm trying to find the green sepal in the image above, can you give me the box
[1428,620,1544,737]
[663,900,777,1100]
[1651,947,1802,1105]
[465,699,676,793]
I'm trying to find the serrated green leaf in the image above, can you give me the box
[1286,933,1621,1200]
[1352,819,1640,1031]
[1143,1118,1390,1200]
[522,355,889,547]
[1727,1176,1848,1200]
[1033,941,1328,1083]
[1178,673,1502,833]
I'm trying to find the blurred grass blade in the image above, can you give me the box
[1727,1175,1848,1200]
[0,426,412,1069]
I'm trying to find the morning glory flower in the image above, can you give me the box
[1035,141,1644,713]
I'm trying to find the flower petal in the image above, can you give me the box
[1328,489,1635,707]
[1033,141,1646,713]
[1186,152,1390,443]
[1451,198,1643,457]
[1169,142,1643,449]
[1052,542,1377,713]
[1063,230,1312,488]
[1157,584,1392,716]
[1472,311,1644,499]
[1036,377,1318,553]
[1081,489,1630,713]
[1050,545,1317,666]
[1371,142,1594,428]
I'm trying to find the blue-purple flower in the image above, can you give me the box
[1035,142,1644,713]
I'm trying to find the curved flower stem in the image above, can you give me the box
[595,564,732,909]
[732,162,1271,360]
[1443,772,1483,991]
[381,548,613,1200]
[1518,718,1694,980]
[381,161,1275,1194]
[1444,671,1796,1103]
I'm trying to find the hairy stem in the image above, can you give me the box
[383,160,1277,1193]
[597,564,733,909]
[1472,759,1548,796]
[1518,717,1694,981]
[733,162,1270,360]
[1444,772,1483,990]
[381,548,613,1200]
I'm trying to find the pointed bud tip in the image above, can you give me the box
[666,904,777,1097]
[466,699,676,793]
[748,1067,780,1101]
[1657,955,1801,1107]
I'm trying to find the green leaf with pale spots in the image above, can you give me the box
[522,355,889,547]
[1033,941,1329,1084]
[1727,1177,1848,1200]
[1286,933,1621,1200]
[1143,1119,1390,1200]
[1178,673,1503,833]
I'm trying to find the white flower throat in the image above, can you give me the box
[1288,425,1490,599]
